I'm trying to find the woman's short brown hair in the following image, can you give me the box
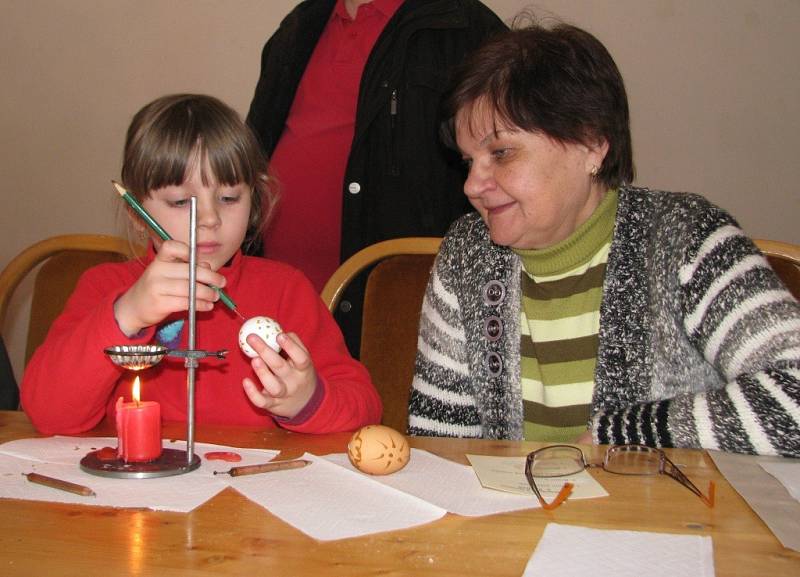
[442,16,634,189]
[121,93,275,252]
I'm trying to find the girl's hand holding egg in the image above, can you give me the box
[239,316,282,357]
[240,317,319,421]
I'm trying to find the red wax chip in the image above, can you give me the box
[95,447,118,461]
[204,451,242,462]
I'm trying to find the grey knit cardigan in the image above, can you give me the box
[408,186,800,457]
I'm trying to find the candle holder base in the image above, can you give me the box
[79,448,201,479]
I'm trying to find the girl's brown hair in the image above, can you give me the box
[121,94,275,253]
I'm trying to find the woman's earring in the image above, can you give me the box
[590,165,599,177]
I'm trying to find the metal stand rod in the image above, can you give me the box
[84,196,205,478]
[186,197,198,465]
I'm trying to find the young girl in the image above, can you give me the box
[22,94,382,435]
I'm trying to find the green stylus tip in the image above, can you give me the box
[213,286,237,311]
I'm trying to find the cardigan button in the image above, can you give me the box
[339,300,352,313]
[347,182,361,194]
[482,280,506,306]
[484,352,503,377]
[483,316,503,342]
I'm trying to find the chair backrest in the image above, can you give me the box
[0,234,138,372]
[0,335,17,410]
[321,238,442,432]
[754,238,800,300]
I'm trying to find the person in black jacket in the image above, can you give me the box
[246,0,506,356]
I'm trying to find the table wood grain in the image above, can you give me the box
[0,410,797,576]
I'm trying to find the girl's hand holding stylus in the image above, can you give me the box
[113,240,226,337]
[242,332,317,418]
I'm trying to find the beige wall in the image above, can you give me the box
[2,0,799,382]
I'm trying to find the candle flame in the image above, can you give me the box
[132,376,141,406]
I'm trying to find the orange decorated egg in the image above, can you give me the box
[347,425,410,475]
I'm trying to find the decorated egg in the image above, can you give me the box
[347,425,410,475]
[238,316,282,357]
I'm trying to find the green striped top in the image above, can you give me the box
[513,190,618,442]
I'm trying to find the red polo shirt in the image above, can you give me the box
[264,0,403,291]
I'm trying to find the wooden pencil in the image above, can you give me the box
[214,459,311,477]
[111,180,244,319]
[25,473,96,497]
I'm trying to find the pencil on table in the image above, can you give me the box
[214,459,311,477]
[25,472,96,497]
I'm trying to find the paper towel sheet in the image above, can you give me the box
[229,452,447,541]
[0,438,449,540]
[0,436,278,512]
[523,523,715,577]
[0,451,226,511]
[325,449,538,516]
[759,461,800,501]
[0,438,541,541]
[708,450,800,552]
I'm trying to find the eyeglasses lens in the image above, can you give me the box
[604,445,660,475]
[530,446,584,478]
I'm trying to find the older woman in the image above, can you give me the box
[408,19,800,457]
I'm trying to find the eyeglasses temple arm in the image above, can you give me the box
[540,482,574,511]
[663,458,716,508]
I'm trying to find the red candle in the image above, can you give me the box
[116,376,162,463]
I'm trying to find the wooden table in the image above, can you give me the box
[0,411,797,576]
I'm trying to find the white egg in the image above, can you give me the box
[238,316,282,357]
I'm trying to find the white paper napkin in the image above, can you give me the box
[0,435,117,464]
[759,461,800,501]
[0,436,280,512]
[523,523,715,577]
[708,450,800,552]
[0,449,227,512]
[325,449,538,516]
[0,438,453,538]
[229,452,446,541]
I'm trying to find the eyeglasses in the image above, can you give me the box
[525,444,715,510]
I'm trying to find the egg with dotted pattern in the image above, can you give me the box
[347,425,410,475]
[238,316,282,357]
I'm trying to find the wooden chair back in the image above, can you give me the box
[0,234,137,372]
[321,238,442,432]
[754,238,800,300]
[0,336,17,410]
